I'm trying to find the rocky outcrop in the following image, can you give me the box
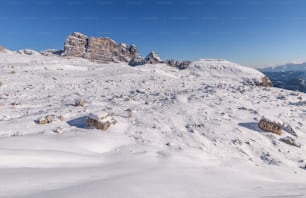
[258,76,273,87]
[145,51,161,64]
[64,32,88,57]
[166,59,192,70]
[64,32,141,64]
[258,116,284,135]
[40,49,63,56]
[129,56,146,66]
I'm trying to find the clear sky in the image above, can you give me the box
[0,0,306,67]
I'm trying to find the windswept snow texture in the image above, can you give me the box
[0,53,306,198]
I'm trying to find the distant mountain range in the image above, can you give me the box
[259,62,306,93]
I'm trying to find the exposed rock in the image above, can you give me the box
[280,136,301,148]
[283,123,298,137]
[16,49,40,55]
[53,127,64,134]
[64,32,88,57]
[166,59,178,67]
[37,115,55,125]
[258,76,273,87]
[87,113,117,130]
[129,57,146,66]
[58,115,65,121]
[258,116,283,135]
[166,59,191,70]
[75,99,85,107]
[125,108,133,118]
[145,51,161,64]
[64,32,141,63]
[40,49,63,56]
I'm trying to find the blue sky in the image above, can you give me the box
[0,0,306,66]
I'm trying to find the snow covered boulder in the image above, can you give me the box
[16,49,40,55]
[280,136,301,148]
[258,116,284,135]
[37,115,55,125]
[87,113,117,131]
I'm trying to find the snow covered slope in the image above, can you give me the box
[0,53,306,198]
[190,59,267,85]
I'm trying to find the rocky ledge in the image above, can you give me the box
[63,32,192,69]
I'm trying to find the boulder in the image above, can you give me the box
[64,32,141,63]
[259,76,273,87]
[37,115,55,125]
[258,116,283,135]
[145,51,161,64]
[87,113,117,130]
[283,123,298,137]
[75,99,85,107]
[280,136,301,148]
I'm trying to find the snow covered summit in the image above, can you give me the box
[189,59,272,86]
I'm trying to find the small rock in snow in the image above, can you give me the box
[280,136,301,148]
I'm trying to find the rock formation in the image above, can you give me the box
[145,51,161,64]
[259,76,273,87]
[64,32,141,64]
[166,59,192,70]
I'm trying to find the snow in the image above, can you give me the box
[0,52,306,197]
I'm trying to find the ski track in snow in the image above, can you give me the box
[0,53,306,198]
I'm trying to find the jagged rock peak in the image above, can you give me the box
[63,32,141,63]
[145,51,161,64]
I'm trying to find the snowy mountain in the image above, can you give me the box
[260,62,306,92]
[0,52,305,197]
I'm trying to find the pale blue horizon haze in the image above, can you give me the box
[0,0,306,67]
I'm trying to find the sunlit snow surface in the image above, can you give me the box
[0,53,305,198]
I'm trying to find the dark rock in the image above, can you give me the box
[129,57,146,66]
[166,59,192,70]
